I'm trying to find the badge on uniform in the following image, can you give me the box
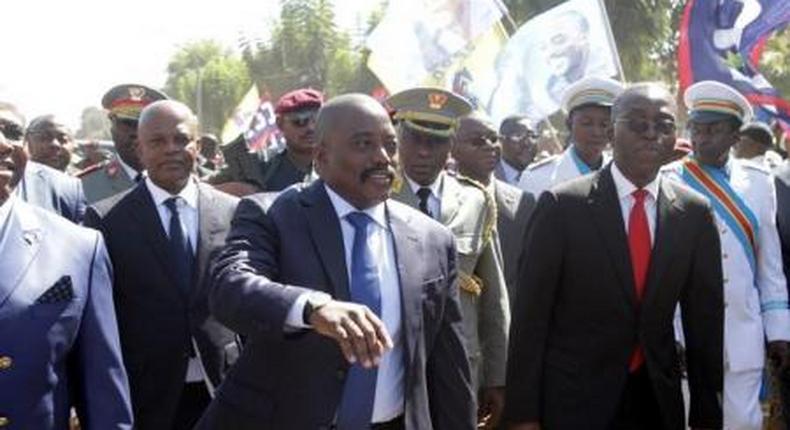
[35,276,74,304]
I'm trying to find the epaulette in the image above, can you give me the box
[527,154,559,171]
[740,159,770,175]
[75,160,107,178]
[455,174,497,247]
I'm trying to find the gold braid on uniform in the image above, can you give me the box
[390,169,404,194]
[459,272,484,296]
[455,174,498,245]
[453,173,498,296]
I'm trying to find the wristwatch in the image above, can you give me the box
[302,291,333,326]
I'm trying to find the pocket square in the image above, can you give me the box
[35,276,74,304]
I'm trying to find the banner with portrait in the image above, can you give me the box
[485,0,621,124]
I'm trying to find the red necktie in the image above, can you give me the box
[628,189,651,372]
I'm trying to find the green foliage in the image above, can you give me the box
[243,0,385,100]
[164,40,251,135]
[761,28,790,97]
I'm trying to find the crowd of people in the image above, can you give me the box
[1,74,790,430]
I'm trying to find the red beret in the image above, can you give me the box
[275,88,324,115]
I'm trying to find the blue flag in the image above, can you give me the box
[679,0,790,127]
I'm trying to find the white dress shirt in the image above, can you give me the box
[610,161,659,243]
[285,185,405,423]
[404,174,441,219]
[145,178,207,384]
[0,195,15,253]
[498,160,522,185]
[118,156,142,182]
[145,177,198,253]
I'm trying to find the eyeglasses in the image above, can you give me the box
[616,117,676,136]
[285,110,318,128]
[0,120,24,141]
[502,131,540,141]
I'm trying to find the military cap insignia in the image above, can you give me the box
[128,87,146,101]
[428,92,448,110]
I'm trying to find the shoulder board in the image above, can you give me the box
[75,161,106,178]
[454,174,497,244]
[454,173,487,192]
[739,159,770,175]
[527,154,559,171]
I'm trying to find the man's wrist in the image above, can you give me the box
[302,291,332,325]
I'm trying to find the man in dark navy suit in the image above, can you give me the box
[196,94,475,430]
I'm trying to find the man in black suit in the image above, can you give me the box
[504,83,724,430]
[774,161,790,427]
[196,94,475,429]
[84,100,241,429]
[0,101,86,223]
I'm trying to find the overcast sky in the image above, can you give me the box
[2,0,378,129]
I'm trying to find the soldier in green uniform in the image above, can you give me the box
[387,87,510,429]
[78,84,167,203]
[209,88,323,193]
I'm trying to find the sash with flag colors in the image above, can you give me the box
[680,158,759,273]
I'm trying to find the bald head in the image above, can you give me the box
[612,83,676,120]
[453,112,501,184]
[315,94,390,147]
[139,100,198,137]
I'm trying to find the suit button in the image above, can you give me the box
[0,357,11,370]
[724,277,729,284]
[722,253,728,259]
[0,416,9,426]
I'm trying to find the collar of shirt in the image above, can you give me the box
[499,159,522,183]
[145,176,199,210]
[404,172,442,200]
[117,156,142,181]
[324,183,387,229]
[0,194,16,227]
[610,161,660,202]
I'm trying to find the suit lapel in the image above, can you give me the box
[439,173,460,224]
[302,181,350,301]
[387,203,421,368]
[127,183,180,287]
[588,167,637,308]
[642,181,684,308]
[0,200,44,308]
[195,184,223,301]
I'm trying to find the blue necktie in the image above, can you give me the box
[336,211,381,429]
[164,197,193,294]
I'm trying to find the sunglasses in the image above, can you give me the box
[616,117,676,136]
[502,131,540,141]
[0,121,24,141]
[286,110,318,128]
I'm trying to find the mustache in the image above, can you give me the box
[360,166,394,182]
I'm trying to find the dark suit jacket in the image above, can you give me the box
[774,162,790,284]
[17,160,86,223]
[196,180,475,430]
[84,181,241,429]
[504,166,723,429]
[492,179,535,309]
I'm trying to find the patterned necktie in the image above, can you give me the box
[416,187,432,218]
[336,211,381,429]
[164,197,194,294]
[627,189,651,372]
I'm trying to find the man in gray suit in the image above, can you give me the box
[452,113,536,311]
[0,101,86,223]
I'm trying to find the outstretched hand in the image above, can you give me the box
[309,300,393,368]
